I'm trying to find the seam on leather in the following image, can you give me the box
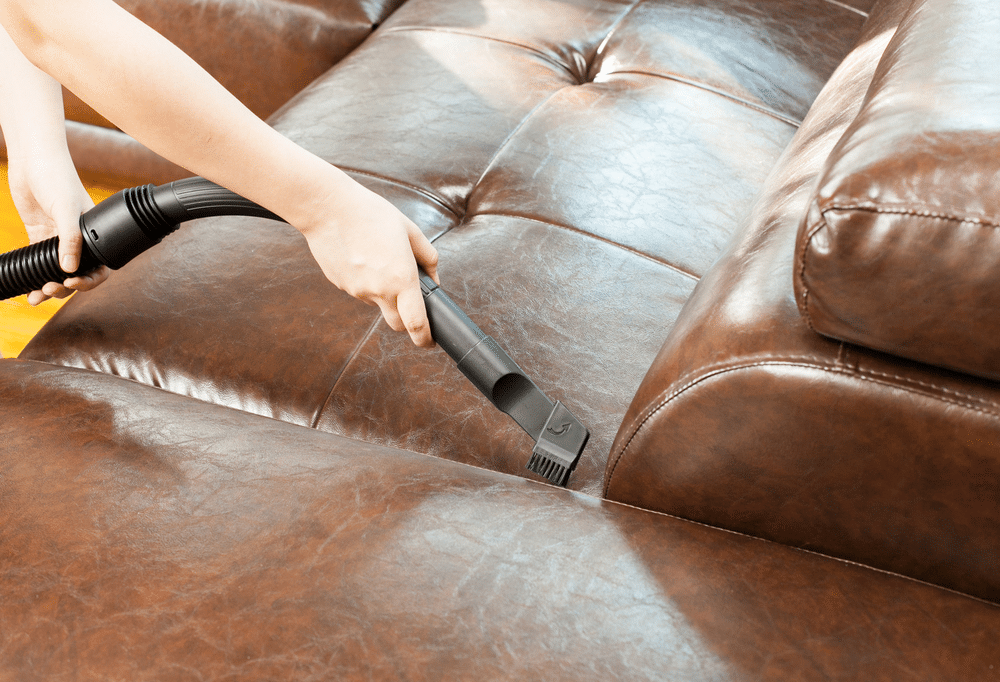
[796,212,828,334]
[472,211,701,280]
[309,225,456,431]
[340,166,463,221]
[800,201,1000,335]
[600,69,801,127]
[821,0,869,18]
[589,0,646,80]
[604,358,1000,496]
[310,315,384,430]
[822,202,1000,228]
[381,26,582,81]
[603,494,997,608]
[468,88,570,212]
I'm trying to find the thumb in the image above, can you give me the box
[409,226,440,284]
[55,199,93,275]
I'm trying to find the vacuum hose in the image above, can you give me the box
[0,176,589,486]
[0,177,278,299]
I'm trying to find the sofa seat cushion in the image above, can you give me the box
[794,0,1000,380]
[2,359,998,681]
[23,0,867,494]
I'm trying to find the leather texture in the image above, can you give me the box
[25,0,866,497]
[2,360,998,681]
[605,0,1000,605]
[5,0,1000,675]
[795,0,1000,380]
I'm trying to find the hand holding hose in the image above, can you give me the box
[7,156,110,305]
[0,21,108,305]
[297,180,439,348]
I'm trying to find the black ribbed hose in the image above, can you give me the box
[0,177,279,299]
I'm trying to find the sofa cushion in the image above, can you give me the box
[2,359,999,681]
[794,0,1000,380]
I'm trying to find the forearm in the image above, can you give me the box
[0,22,71,167]
[0,0,351,233]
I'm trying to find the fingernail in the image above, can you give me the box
[61,255,76,273]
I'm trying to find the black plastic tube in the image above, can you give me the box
[0,178,278,299]
[0,176,589,485]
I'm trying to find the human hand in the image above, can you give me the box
[297,180,439,348]
[7,153,110,306]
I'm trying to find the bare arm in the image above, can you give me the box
[0,0,439,346]
[0,23,108,305]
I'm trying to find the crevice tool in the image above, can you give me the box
[419,271,589,486]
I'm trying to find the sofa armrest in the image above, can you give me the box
[606,0,1000,604]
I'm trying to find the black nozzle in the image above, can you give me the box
[419,272,589,485]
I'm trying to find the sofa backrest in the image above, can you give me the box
[68,0,411,126]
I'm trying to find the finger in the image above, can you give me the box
[42,281,75,300]
[373,297,406,334]
[56,219,84,274]
[27,290,50,306]
[409,227,440,285]
[64,265,111,292]
[396,285,434,348]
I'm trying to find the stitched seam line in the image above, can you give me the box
[340,167,461,220]
[381,26,580,81]
[801,202,1000,333]
[604,359,1000,496]
[469,89,568,205]
[821,202,1000,228]
[603,496,996,608]
[310,315,383,429]
[310,221,456,430]
[820,0,869,17]
[797,215,829,334]
[590,0,647,75]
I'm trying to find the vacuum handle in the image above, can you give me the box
[0,178,278,301]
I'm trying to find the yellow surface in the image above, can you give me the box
[0,163,121,357]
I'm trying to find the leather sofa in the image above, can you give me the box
[2,0,999,678]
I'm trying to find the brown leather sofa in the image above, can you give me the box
[3,0,999,678]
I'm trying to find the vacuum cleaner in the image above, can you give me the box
[0,177,589,486]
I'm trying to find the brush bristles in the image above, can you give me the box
[526,452,569,486]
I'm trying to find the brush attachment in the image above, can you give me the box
[420,273,590,486]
